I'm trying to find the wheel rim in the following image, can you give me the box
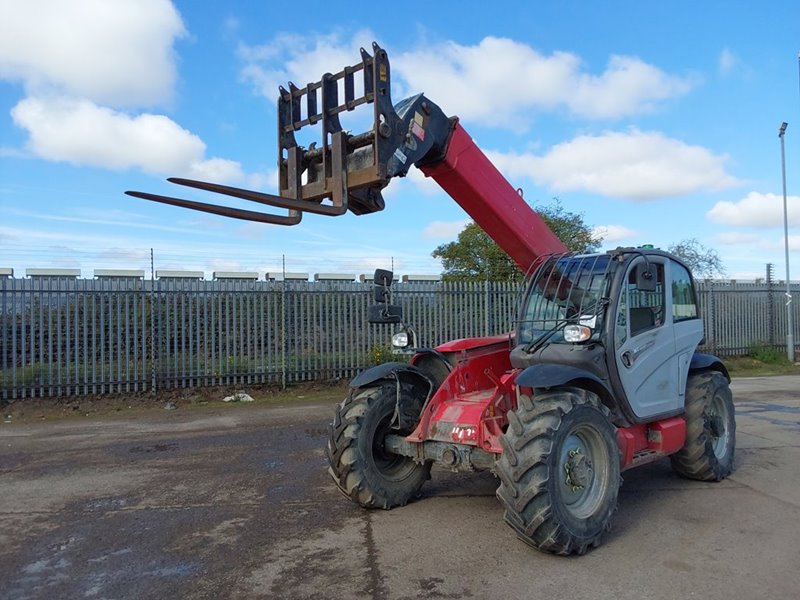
[369,409,417,482]
[558,424,611,520]
[705,391,731,459]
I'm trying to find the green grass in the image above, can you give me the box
[724,342,800,377]
[725,355,800,377]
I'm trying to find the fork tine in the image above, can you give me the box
[124,190,301,225]
[167,177,348,216]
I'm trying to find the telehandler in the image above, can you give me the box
[128,43,735,554]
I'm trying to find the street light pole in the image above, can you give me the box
[779,122,795,362]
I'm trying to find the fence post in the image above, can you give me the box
[484,279,492,336]
[281,255,287,390]
[708,279,716,354]
[766,263,776,346]
[149,248,157,394]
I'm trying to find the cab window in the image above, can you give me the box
[616,262,665,342]
[671,261,698,322]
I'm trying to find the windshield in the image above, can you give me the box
[516,253,613,346]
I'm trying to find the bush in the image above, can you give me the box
[368,345,395,365]
[748,343,791,365]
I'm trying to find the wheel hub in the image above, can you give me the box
[705,414,724,439]
[564,448,593,491]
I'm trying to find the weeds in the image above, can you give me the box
[748,343,791,365]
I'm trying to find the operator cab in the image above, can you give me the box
[512,248,703,424]
[515,252,614,349]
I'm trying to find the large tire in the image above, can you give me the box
[496,388,620,555]
[670,371,735,481]
[326,383,431,509]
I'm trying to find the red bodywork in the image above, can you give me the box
[407,336,515,454]
[617,418,686,470]
[406,337,686,468]
[420,124,567,272]
[408,124,686,466]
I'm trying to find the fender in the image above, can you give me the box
[516,362,614,403]
[350,362,432,389]
[690,352,730,382]
[410,349,453,390]
[350,362,433,431]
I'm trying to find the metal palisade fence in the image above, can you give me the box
[1,275,798,400]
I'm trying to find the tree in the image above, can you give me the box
[432,199,602,282]
[668,238,726,279]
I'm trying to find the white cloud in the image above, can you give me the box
[5,206,206,235]
[208,258,244,272]
[718,48,738,76]
[186,158,246,184]
[488,130,740,200]
[11,96,246,182]
[568,55,696,120]
[716,232,763,246]
[707,192,800,228]
[239,35,694,129]
[404,168,443,196]
[238,30,376,100]
[592,224,639,243]
[422,219,470,240]
[377,167,445,202]
[728,270,768,280]
[0,0,185,107]
[712,232,800,258]
[396,38,694,126]
[0,1,261,188]
[336,257,407,274]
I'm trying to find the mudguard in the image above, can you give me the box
[690,352,730,381]
[350,362,433,431]
[516,362,614,401]
[350,362,429,388]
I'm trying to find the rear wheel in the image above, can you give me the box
[671,371,735,481]
[496,388,620,555]
[326,383,431,509]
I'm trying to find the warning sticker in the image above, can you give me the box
[414,111,424,126]
[411,121,426,141]
[393,148,408,164]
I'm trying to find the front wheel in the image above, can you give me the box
[496,388,620,555]
[326,383,431,509]
[670,371,735,481]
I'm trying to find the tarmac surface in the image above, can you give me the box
[1,376,799,600]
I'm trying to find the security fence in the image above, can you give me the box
[1,275,798,400]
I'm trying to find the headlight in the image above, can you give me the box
[391,331,409,348]
[563,324,592,343]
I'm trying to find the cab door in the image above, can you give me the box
[613,258,682,419]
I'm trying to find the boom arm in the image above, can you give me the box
[126,42,567,272]
[419,123,566,270]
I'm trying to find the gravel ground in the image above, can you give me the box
[1,376,799,600]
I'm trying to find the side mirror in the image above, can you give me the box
[368,304,403,324]
[369,268,402,323]
[373,268,393,302]
[635,263,657,291]
[373,269,394,286]
[373,286,390,303]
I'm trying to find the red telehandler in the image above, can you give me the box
[127,43,735,554]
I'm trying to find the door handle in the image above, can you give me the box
[621,351,633,367]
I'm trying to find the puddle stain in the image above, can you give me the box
[129,443,179,454]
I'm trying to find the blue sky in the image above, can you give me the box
[1,0,799,280]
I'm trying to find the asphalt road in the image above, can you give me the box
[1,376,799,600]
